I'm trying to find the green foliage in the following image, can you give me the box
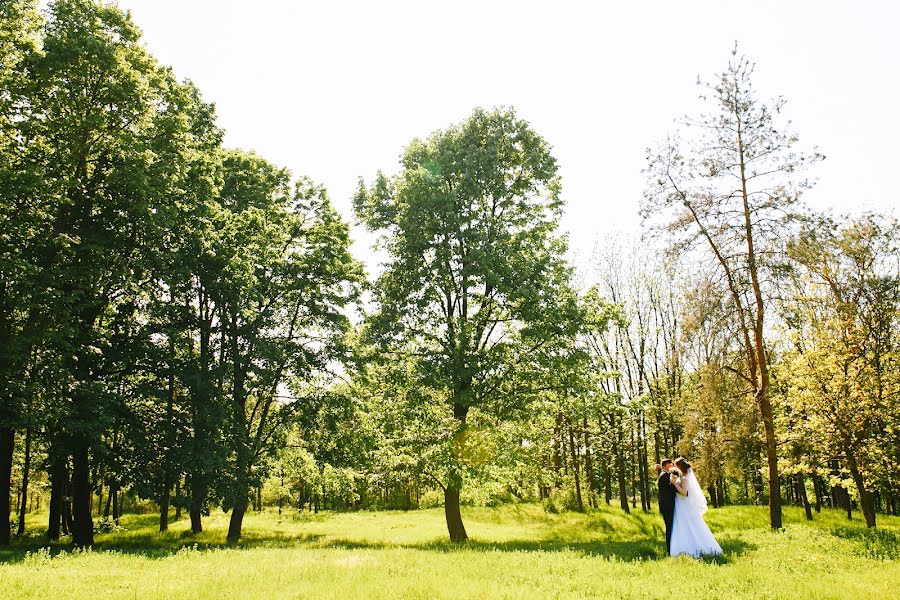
[354,106,582,539]
[542,482,581,514]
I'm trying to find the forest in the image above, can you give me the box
[1,0,898,565]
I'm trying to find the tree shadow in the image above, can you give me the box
[0,511,754,566]
[0,531,329,564]
[829,526,900,560]
[306,534,754,563]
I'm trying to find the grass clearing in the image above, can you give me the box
[2,504,898,599]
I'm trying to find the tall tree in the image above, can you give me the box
[9,0,220,545]
[216,152,362,542]
[643,47,823,529]
[0,0,42,547]
[355,107,575,542]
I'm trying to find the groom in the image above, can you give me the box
[655,458,676,555]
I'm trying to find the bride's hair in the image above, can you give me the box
[675,457,691,473]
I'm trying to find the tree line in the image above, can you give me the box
[2,1,897,547]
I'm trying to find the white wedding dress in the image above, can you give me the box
[669,469,723,558]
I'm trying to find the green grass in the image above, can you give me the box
[2,504,899,599]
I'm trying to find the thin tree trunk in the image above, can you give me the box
[160,358,177,532]
[110,484,119,523]
[604,460,612,504]
[48,455,65,540]
[174,477,182,521]
[582,419,596,509]
[630,426,637,510]
[189,475,204,533]
[796,473,812,521]
[614,440,630,514]
[812,474,822,513]
[16,426,32,536]
[0,427,13,545]
[159,486,170,532]
[552,413,563,488]
[568,424,584,512]
[104,482,113,518]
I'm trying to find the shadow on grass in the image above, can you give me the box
[0,530,330,564]
[1,508,756,566]
[830,526,900,560]
[318,534,753,563]
[1,531,754,566]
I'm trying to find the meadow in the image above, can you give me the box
[2,504,898,599]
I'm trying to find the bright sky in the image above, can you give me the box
[108,0,898,271]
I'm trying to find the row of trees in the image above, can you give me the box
[2,2,897,547]
[0,0,361,546]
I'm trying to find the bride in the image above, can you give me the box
[669,457,723,558]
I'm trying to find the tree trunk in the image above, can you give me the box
[227,500,247,543]
[159,485,170,532]
[189,473,204,533]
[812,474,822,513]
[796,473,812,521]
[444,484,468,542]
[175,477,182,521]
[640,415,651,512]
[845,449,876,528]
[104,482,113,518]
[552,413,563,488]
[603,460,612,504]
[443,402,470,542]
[160,359,176,532]
[582,420,596,509]
[189,507,203,533]
[630,426,637,510]
[614,441,630,514]
[70,446,94,546]
[62,497,71,536]
[188,295,213,536]
[568,425,584,512]
[48,456,65,540]
[0,427,12,545]
[16,426,32,536]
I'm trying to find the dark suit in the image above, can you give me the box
[657,470,676,555]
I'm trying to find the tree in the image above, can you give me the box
[643,46,823,529]
[5,0,226,545]
[0,0,42,547]
[215,152,362,542]
[355,107,576,542]
[780,214,900,528]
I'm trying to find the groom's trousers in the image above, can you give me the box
[662,509,674,555]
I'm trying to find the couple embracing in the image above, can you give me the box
[656,457,723,558]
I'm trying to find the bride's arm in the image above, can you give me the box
[673,476,688,496]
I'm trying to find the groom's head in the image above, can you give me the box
[661,458,673,470]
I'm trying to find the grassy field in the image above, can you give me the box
[2,503,898,599]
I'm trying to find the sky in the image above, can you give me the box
[104,0,898,272]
